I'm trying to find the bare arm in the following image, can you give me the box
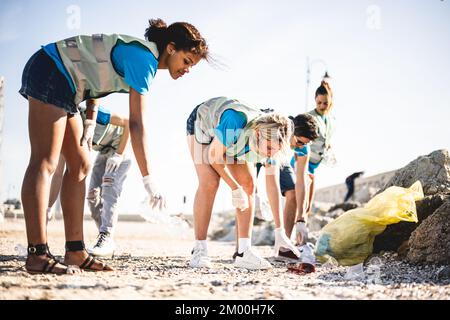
[295,154,309,222]
[208,137,240,190]
[85,99,99,121]
[129,88,150,177]
[265,163,282,229]
[109,112,130,155]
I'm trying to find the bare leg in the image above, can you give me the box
[48,155,65,208]
[21,97,67,272]
[187,135,220,240]
[227,162,256,240]
[61,113,108,270]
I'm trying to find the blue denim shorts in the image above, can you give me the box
[186,104,201,135]
[19,49,77,114]
[279,165,296,196]
[256,163,296,196]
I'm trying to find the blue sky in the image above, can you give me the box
[1,0,449,213]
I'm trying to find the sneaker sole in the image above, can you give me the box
[189,263,212,268]
[234,260,272,270]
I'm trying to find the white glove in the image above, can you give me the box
[231,186,249,211]
[274,228,301,258]
[81,119,96,150]
[296,221,309,246]
[105,153,123,174]
[143,175,166,210]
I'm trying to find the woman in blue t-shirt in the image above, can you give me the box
[186,97,293,270]
[19,19,209,274]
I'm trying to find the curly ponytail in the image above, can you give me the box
[144,18,209,60]
[144,19,168,50]
[315,80,333,99]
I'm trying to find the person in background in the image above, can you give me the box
[306,80,336,217]
[257,114,319,260]
[344,171,365,202]
[49,105,133,258]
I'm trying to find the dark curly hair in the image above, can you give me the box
[144,18,209,60]
[289,113,319,140]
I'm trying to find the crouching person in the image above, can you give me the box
[186,97,293,270]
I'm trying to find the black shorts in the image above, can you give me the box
[19,49,77,114]
[279,165,296,196]
[256,163,296,196]
[186,104,201,135]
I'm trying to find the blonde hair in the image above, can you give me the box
[245,112,293,164]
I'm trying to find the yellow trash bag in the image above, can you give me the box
[314,181,424,266]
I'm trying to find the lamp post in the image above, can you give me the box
[305,57,330,112]
[0,77,4,205]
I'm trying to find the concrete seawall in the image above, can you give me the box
[314,170,397,204]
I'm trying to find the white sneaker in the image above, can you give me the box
[88,232,115,258]
[189,244,212,268]
[299,243,316,265]
[234,248,272,270]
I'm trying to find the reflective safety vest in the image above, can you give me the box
[56,34,159,105]
[308,109,335,164]
[194,97,265,162]
[80,108,123,154]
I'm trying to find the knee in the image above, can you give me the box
[199,177,220,193]
[285,190,297,205]
[28,158,60,177]
[79,160,91,179]
[67,159,91,180]
[239,177,255,196]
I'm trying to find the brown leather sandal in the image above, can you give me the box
[25,244,69,275]
[65,241,113,272]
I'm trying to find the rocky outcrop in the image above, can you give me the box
[373,193,449,253]
[379,149,450,196]
[407,198,450,265]
[208,150,450,266]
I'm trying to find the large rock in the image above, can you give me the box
[379,149,450,196]
[372,149,450,254]
[373,193,449,253]
[407,198,450,265]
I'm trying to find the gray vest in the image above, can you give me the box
[194,97,263,160]
[80,109,123,154]
[56,34,159,105]
[308,109,335,164]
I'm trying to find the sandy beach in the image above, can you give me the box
[1,218,449,300]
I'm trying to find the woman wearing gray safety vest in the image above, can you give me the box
[19,18,209,274]
[48,105,133,259]
[306,81,336,214]
[186,97,293,270]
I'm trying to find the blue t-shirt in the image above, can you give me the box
[290,144,320,174]
[290,146,309,168]
[79,105,111,125]
[42,41,158,96]
[214,109,249,155]
[96,106,111,125]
